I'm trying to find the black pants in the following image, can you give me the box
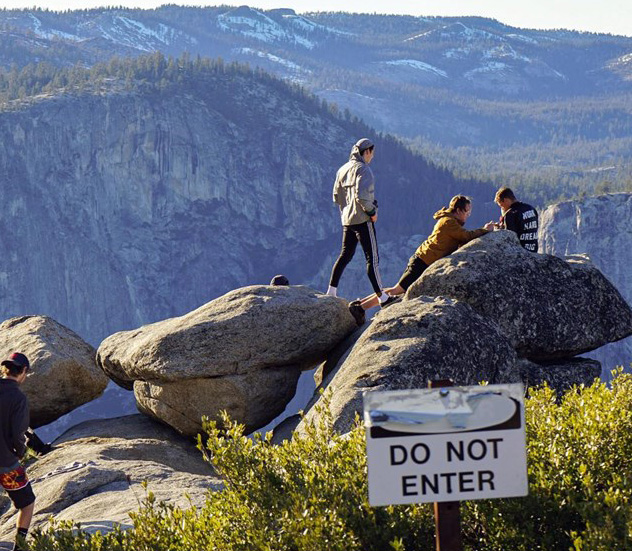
[397,255,428,291]
[329,221,383,295]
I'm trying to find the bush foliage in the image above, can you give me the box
[29,372,632,551]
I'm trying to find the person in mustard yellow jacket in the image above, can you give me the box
[348,195,494,324]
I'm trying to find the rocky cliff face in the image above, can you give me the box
[0,66,492,347]
[540,193,632,375]
[0,79,330,344]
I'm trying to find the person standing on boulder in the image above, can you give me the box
[326,138,396,308]
[0,353,36,551]
[348,195,494,323]
[494,187,539,252]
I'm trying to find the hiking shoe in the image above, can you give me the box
[348,300,366,326]
[380,295,402,309]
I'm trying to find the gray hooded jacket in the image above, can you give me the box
[332,145,376,226]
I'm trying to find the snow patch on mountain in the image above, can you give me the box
[441,22,502,42]
[118,17,188,46]
[382,59,448,78]
[610,52,632,67]
[282,13,352,37]
[97,21,151,52]
[234,47,308,73]
[19,12,195,51]
[464,61,510,79]
[404,30,430,42]
[218,12,283,43]
[218,8,315,49]
[444,48,471,59]
[507,33,538,44]
[586,165,617,174]
[484,44,531,63]
[27,13,82,42]
[284,14,317,32]
[406,22,502,44]
[607,52,632,80]
[550,68,567,80]
[93,16,194,52]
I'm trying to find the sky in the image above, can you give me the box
[1,0,631,38]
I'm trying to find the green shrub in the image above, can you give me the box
[190,404,433,551]
[28,373,632,551]
[29,396,434,551]
[463,371,632,551]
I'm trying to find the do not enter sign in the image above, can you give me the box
[364,384,528,506]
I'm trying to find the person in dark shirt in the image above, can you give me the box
[0,353,36,551]
[494,187,539,252]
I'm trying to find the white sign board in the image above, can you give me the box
[364,384,528,506]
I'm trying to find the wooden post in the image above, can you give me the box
[429,379,463,551]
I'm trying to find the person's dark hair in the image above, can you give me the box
[447,195,471,213]
[495,187,516,203]
[270,274,289,286]
[1,362,27,378]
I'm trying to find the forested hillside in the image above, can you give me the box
[0,6,630,206]
[0,53,495,344]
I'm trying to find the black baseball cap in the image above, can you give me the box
[1,352,30,370]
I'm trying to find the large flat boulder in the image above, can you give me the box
[0,415,220,541]
[96,285,356,435]
[0,316,108,427]
[97,285,356,386]
[300,296,519,434]
[407,231,632,360]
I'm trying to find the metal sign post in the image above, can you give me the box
[429,379,462,551]
[434,500,462,551]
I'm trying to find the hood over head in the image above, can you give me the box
[434,207,464,225]
[349,138,374,162]
[434,207,453,220]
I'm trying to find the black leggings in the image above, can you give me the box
[329,221,383,295]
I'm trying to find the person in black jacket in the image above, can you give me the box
[494,187,539,252]
[0,353,35,551]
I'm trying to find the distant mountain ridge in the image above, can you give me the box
[2,9,629,444]
[1,5,630,198]
[1,6,630,97]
